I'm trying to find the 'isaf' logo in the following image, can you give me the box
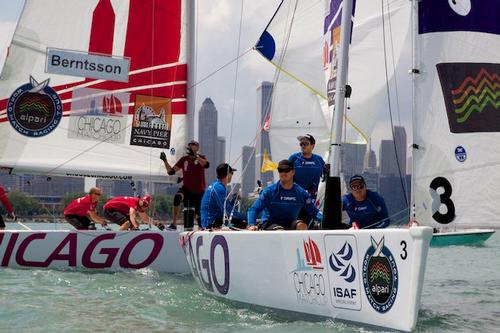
[362,236,398,313]
[329,241,356,283]
[7,76,62,137]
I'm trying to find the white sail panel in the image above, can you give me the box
[0,0,188,182]
[414,0,500,228]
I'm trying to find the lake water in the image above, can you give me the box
[0,223,499,332]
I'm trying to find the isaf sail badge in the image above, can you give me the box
[7,76,62,137]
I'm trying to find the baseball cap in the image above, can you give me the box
[187,140,199,146]
[349,175,365,185]
[141,195,152,206]
[297,134,316,145]
[277,159,294,170]
[216,163,236,178]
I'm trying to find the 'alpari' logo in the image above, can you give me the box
[7,76,62,137]
[362,236,399,313]
[329,241,356,283]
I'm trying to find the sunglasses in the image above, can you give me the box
[93,193,102,196]
[350,184,365,190]
[278,167,292,173]
[299,142,310,147]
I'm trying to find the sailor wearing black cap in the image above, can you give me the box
[342,175,390,229]
[200,163,246,229]
[247,160,323,230]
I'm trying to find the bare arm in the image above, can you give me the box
[129,207,140,228]
[138,211,163,228]
[88,210,107,225]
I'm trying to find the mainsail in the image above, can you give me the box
[0,0,189,182]
[413,0,500,229]
[256,0,412,162]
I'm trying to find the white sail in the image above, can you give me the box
[0,0,189,182]
[413,0,500,229]
[256,0,412,163]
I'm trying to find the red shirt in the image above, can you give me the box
[0,185,14,214]
[175,155,207,193]
[64,195,96,216]
[103,196,144,215]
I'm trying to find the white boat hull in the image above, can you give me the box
[181,227,433,332]
[0,230,189,273]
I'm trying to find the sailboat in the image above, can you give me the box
[412,1,497,246]
[181,1,433,331]
[0,0,194,273]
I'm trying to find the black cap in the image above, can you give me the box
[297,134,316,145]
[216,163,236,178]
[277,159,294,170]
[349,174,365,185]
[187,140,199,146]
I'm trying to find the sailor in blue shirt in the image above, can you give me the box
[247,160,323,230]
[200,163,246,229]
[342,175,390,229]
[288,134,325,225]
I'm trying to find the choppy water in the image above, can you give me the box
[1,224,499,333]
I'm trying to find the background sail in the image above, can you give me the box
[414,0,500,228]
[0,0,188,182]
[256,0,412,163]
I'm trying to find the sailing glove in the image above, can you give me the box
[160,152,167,162]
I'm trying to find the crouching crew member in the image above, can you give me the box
[103,195,165,231]
[64,187,107,230]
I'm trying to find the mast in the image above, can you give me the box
[322,0,354,229]
[410,0,419,222]
[186,0,197,141]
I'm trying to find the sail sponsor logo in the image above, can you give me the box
[454,146,467,162]
[0,232,163,269]
[130,95,172,149]
[46,48,130,83]
[437,63,500,133]
[185,235,230,295]
[6,76,62,137]
[68,88,129,143]
[418,0,500,35]
[325,235,362,310]
[290,237,328,306]
[362,236,398,313]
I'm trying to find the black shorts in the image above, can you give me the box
[259,220,301,231]
[178,187,203,215]
[297,208,313,224]
[0,215,5,229]
[65,215,92,230]
[103,209,129,226]
[206,217,247,230]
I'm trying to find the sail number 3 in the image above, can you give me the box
[430,177,456,224]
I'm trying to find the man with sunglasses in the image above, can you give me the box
[247,159,322,231]
[103,195,165,231]
[64,187,108,230]
[342,175,390,229]
[288,134,325,227]
[200,163,246,229]
[160,139,209,230]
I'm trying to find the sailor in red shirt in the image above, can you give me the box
[0,185,16,230]
[160,140,209,230]
[103,195,165,231]
[63,187,107,230]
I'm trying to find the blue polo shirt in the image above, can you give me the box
[201,180,245,228]
[288,152,325,199]
[342,190,390,229]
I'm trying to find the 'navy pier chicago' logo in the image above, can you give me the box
[7,76,62,137]
[362,236,398,313]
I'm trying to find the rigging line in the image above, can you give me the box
[381,0,408,206]
[385,0,402,126]
[224,0,246,223]
[187,48,252,90]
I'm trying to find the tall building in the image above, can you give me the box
[198,98,218,181]
[363,140,377,172]
[393,126,407,176]
[341,143,366,183]
[241,145,256,198]
[379,127,407,177]
[216,136,226,168]
[256,82,274,186]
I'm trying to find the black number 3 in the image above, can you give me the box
[430,177,455,224]
[400,240,407,260]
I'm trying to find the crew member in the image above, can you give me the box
[0,185,16,230]
[63,187,107,230]
[103,195,165,231]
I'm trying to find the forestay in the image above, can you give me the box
[413,0,500,229]
[0,0,189,182]
[182,227,432,332]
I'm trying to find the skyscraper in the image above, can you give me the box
[198,98,218,181]
[341,143,366,184]
[241,145,256,198]
[393,126,407,176]
[379,126,407,177]
[256,82,274,186]
[216,136,226,167]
